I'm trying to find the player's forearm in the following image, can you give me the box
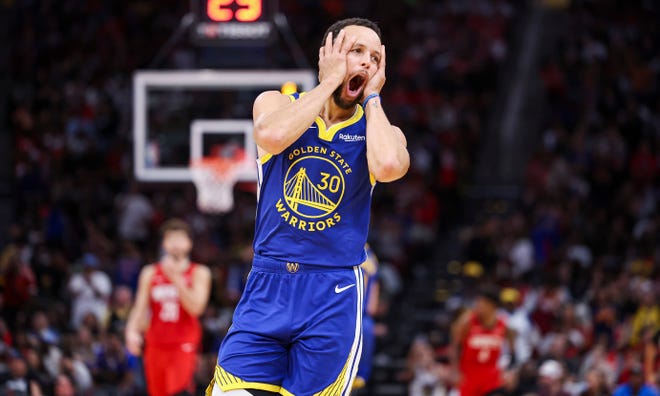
[177,289,207,317]
[125,296,146,334]
[171,277,208,317]
[125,306,145,335]
[364,98,409,182]
[254,80,338,154]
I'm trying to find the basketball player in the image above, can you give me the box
[208,17,409,396]
[125,218,212,396]
[450,286,516,396]
[353,245,380,391]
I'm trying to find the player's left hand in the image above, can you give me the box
[363,45,386,97]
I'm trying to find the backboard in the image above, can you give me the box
[133,69,317,182]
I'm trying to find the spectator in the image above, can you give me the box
[91,332,132,395]
[1,246,37,330]
[643,329,659,389]
[631,289,660,347]
[67,253,112,330]
[501,287,539,365]
[29,312,59,346]
[0,319,12,349]
[508,213,535,280]
[579,343,618,390]
[115,183,155,245]
[53,373,75,396]
[106,286,133,335]
[70,326,98,371]
[538,359,569,396]
[514,360,541,395]
[113,242,142,292]
[22,347,52,394]
[529,277,570,337]
[402,337,449,396]
[0,354,44,396]
[57,349,92,394]
[579,367,610,396]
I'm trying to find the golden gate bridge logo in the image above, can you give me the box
[283,156,345,219]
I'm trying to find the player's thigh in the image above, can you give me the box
[163,347,197,394]
[283,267,364,395]
[215,329,288,384]
[143,345,169,396]
[216,270,289,389]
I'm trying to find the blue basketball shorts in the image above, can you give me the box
[209,254,364,396]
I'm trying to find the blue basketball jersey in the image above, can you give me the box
[253,92,374,267]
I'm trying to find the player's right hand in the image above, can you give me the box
[318,30,357,88]
[125,329,143,356]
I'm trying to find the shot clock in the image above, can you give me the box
[191,0,275,45]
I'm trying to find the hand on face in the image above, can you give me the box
[363,44,386,97]
[318,30,357,88]
[161,255,184,284]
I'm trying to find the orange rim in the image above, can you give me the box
[191,157,247,180]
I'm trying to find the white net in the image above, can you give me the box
[190,157,251,214]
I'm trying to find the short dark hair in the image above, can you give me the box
[160,218,192,240]
[322,18,381,46]
[477,284,501,306]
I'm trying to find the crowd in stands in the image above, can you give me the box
[1,0,657,395]
[401,1,660,395]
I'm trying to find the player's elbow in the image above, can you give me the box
[254,123,288,155]
[371,156,410,183]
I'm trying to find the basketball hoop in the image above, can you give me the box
[190,149,252,214]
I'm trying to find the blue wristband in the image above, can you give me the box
[362,93,380,108]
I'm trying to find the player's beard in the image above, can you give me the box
[332,82,362,110]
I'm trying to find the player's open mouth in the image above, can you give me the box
[346,73,367,99]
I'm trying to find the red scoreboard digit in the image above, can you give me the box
[207,0,263,22]
[192,0,274,45]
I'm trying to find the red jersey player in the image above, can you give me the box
[450,286,515,396]
[125,219,212,396]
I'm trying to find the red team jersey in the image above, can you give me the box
[459,312,507,396]
[145,263,202,348]
[143,263,201,396]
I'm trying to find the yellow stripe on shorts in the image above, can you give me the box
[207,365,284,395]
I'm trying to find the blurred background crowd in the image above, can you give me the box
[1,0,658,395]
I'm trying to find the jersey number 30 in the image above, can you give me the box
[160,301,180,322]
[478,348,491,362]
